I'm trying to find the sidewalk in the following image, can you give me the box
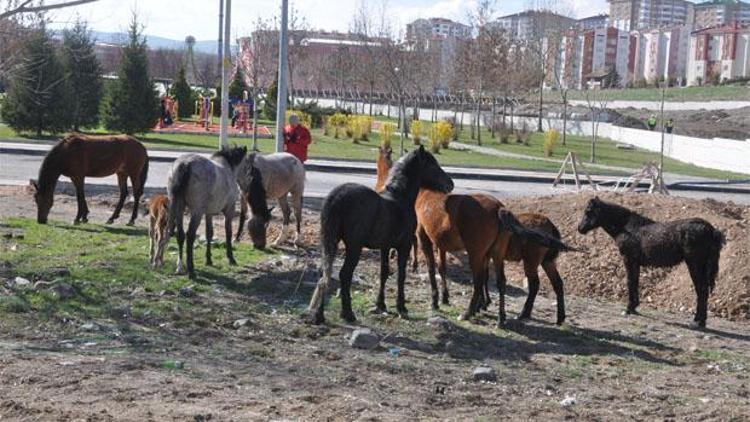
[2,139,749,193]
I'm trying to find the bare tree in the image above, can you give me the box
[1,0,98,19]
[238,17,276,150]
[584,88,610,163]
[287,4,309,107]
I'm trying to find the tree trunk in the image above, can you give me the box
[561,90,568,146]
[491,97,497,139]
[537,77,544,132]
[252,88,259,151]
[590,112,598,163]
[369,82,374,116]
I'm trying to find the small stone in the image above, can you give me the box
[688,344,699,353]
[428,316,451,329]
[560,395,577,407]
[233,318,250,329]
[349,328,380,350]
[53,282,76,299]
[179,286,196,298]
[13,276,30,286]
[472,366,497,382]
[80,322,98,332]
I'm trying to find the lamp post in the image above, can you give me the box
[218,0,232,148]
[274,0,289,152]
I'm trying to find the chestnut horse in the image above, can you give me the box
[147,194,170,268]
[374,146,393,193]
[32,134,148,225]
[415,190,577,325]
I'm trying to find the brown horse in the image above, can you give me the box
[374,146,393,193]
[148,194,170,268]
[415,189,575,324]
[31,134,149,225]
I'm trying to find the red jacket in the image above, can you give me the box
[283,124,311,162]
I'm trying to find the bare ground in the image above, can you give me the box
[1,186,750,421]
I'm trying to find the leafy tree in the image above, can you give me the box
[102,15,159,134]
[1,28,71,136]
[228,67,249,100]
[263,73,278,120]
[171,66,193,119]
[62,20,103,131]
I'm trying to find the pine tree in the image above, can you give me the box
[263,73,279,120]
[1,28,71,136]
[171,66,193,119]
[62,20,103,131]
[228,67,249,100]
[102,15,159,134]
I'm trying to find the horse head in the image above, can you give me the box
[30,179,53,224]
[378,146,393,167]
[578,197,603,234]
[416,146,453,193]
[246,167,272,249]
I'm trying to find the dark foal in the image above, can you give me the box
[578,197,724,328]
[306,146,454,325]
[32,134,148,225]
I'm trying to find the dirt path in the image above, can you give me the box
[1,187,749,421]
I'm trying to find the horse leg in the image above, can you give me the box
[493,258,508,327]
[204,215,213,267]
[418,229,440,310]
[148,215,156,267]
[71,176,88,224]
[235,192,248,242]
[542,260,566,325]
[624,257,641,315]
[459,254,488,321]
[480,265,491,310]
[519,258,542,322]
[411,231,420,273]
[224,207,237,266]
[371,249,390,314]
[107,173,128,224]
[174,215,186,275]
[128,170,144,226]
[687,260,709,328]
[338,246,362,323]
[395,244,410,318]
[185,213,201,279]
[438,248,450,306]
[291,189,304,247]
[273,195,292,246]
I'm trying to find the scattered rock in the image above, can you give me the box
[130,286,146,297]
[233,318,250,329]
[52,282,76,299]
[427,316,451,330]
[179,286,196,298]
[12,276,30,286]
[688,344,699,353]
[472,366,497,382]
[560,395,577,407]
[349,328,380,350]
[80,322,98,332]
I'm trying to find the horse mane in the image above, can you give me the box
[599,199,655,227]
[384,149,419,197]
[375,148,392,193]
[212,146,247,169]
[37,137,74,193]
[247,167,270,220]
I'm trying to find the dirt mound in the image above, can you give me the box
[504,191,750,321]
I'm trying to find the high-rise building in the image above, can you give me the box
[609,0,695,31]
[577,14,610,30]
[493,10,576,40]
[405,18,471,43]
[687,23,750,84]
[694,0,750,29]
[630,26,692,84]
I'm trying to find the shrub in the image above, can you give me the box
[435,120,453,148]
[380,122,396,149]
[499,128,511,144]
[286,109,311,128]
[428,125,441,154]
[294,100,342,128]
[328,113,349,138]
[543,129,559,157]
[355,116,373,142]
[410,120,423,145]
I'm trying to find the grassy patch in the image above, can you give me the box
[543,85,750,102]
[0,217,275,323]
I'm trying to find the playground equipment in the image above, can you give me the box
[232,90,253,133]
[159,96,177,128]
[195,96,214,130]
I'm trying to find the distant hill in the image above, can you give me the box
[53,30,223,54]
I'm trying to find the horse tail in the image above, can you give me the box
[706,228,725,295]
[542,223,563,263]
[138,154,149,195]
[307,194,340,316]
[166,161,191,233]
[498,209,580,252]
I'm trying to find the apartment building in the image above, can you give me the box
[687,23,750,84]
[630,26,691,83]
[609,0,695,31]
[405,18,471,42]
[577,14,610,30]
[494,10,576,40]
[694,0,750,28]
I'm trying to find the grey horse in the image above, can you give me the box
[236,152,305,249]
[162,146,247,279]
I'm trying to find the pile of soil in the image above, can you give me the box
[504,191,750,321]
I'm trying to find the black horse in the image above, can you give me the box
[306,146,454,324]
[578,197,724,328]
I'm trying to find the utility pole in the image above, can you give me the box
[217,0,224,75]
[658,81,666,187]
[218,0,231,148]
[275,0,289,152]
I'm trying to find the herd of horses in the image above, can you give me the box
[31,134,725,329]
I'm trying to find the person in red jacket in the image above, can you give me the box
[283,114,312,162]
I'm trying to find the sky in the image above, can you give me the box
[46,0,611,41]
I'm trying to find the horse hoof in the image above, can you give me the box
[497,319,506,328]
[442,298,450,306]
[341,312,357,323]
[397,309,409,319]
[623,309,640,316]
[228,259,237,266]
[458,312,470,321]
[302,311,324,325]
[689,321,706,330]
[126,220,135,227]
[369,306,387,315]
[105,219,114,225]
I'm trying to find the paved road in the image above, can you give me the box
[2,152,749,205]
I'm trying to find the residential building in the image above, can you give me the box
[609,0,695,31]
[687,23,750,84]
[630,26,691,84]
[694,0,750,28]
[405,18,471,42]
[577,14,610,30]
[493,10,576,40]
